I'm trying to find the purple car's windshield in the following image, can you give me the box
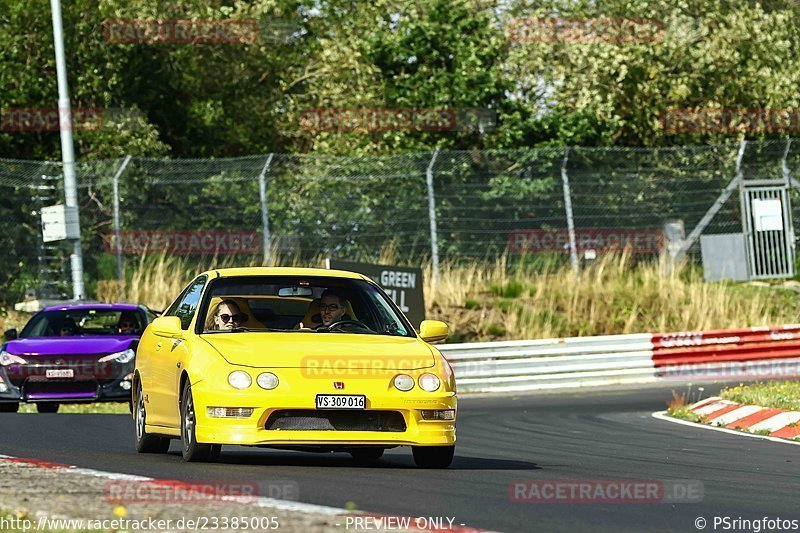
[20,309,145,338]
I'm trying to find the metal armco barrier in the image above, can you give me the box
[439,325,800,393]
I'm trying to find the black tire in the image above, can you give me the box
[412,445,454,469]
[180,380,220,462]
[0,403,19,413]
[134,381,170,453]
[35,402,59,413]
[349,448,384,462]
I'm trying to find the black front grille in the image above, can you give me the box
[23,379,98,400]
[265,410,406,432]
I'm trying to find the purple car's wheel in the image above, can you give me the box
[0,403,19,413]
[35,402,59,414]
[134,380,169,453]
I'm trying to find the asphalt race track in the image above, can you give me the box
[1,384,798,532]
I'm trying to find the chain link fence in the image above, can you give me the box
[1,139,799,304]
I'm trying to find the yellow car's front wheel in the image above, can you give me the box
[181,381,221,462]
[412,445,455,468]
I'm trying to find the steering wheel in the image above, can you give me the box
[322,319,374,333]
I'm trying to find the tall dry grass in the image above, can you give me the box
[94,250,800,341]
[424,251,800,341]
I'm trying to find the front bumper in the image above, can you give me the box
[191,388,457,447]
[0,361,134,403]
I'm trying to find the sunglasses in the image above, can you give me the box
[218,312,247,323]
[319,304,342,312]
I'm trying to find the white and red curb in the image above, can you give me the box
[656,396,800,442]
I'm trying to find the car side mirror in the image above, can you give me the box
[3,328,17,341]
[419,320,448,343]
[151,316,183,337]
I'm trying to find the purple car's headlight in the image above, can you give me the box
[0,351,27,366]
[98,348,135,364]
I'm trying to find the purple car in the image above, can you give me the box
[0,303,157,413]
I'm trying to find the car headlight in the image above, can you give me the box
[228,371,252,390]
[393,374,415,392]
[418,373,441,392]
[98,348,135,364]
[0,350,27,366]
[257,372,279,390]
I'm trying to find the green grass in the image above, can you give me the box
[665,390,708,423]
[666,404,706,423]
[720,381,800,411]
[489,280,525,299]
[464,298,479,310]
[17,403,130,415]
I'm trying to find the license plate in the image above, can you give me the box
[315,394,366,409]
[46,369,74,379]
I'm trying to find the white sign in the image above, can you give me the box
[41,205,80,242]
[752,198,784,232]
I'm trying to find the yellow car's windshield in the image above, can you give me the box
[199,276,413,337]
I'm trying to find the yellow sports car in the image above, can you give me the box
[133,267,456,468]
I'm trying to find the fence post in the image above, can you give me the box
[560,147,579,276]
[674,140,747,262]
[111,155,132,301]
[782,138,792,185]
[426,149,441,290]
[257,154,275,266]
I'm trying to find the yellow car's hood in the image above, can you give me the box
[201,332,436,369]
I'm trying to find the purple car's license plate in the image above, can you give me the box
[45,369,74,379]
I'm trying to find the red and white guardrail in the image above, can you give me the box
[438,325,800,393]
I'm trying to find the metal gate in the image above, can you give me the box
[741,185,795,279]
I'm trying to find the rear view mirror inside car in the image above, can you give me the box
[278,286,314,297]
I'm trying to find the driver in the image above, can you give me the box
[317,289,350,328]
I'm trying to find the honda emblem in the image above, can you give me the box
[333,381,345,390]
